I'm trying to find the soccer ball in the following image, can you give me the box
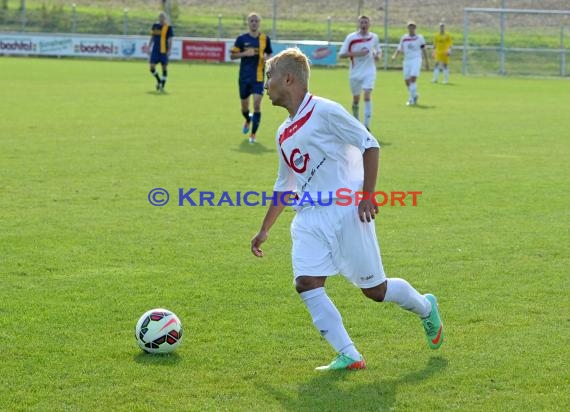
[135,308,183,354]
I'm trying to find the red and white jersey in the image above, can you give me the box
[339,31,381,78]
[274,93,380,200]
[397,34,426,61]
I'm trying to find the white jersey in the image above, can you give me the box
[397,34,426,61]
[339,31,381,78]
[273,93,380,201]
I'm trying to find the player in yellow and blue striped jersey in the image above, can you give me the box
[230,12,273,143]
[148,12,173,92]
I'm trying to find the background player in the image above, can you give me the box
[338,15,381,131]
[230,12,273,143]
[392,21,429,106]
[251,48,444,371]
[148,12,173,92]
[432,22,453,84]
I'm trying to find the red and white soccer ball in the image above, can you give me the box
[135,308,183,354]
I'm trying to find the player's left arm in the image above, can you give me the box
[167,28,173,56]
[327,103,381,222]
[360,147,380,222]
[373,34,381,61]
[421,36,429,70]
[264,36,273,59]
[447,34,453,55]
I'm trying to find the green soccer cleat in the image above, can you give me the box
[422,294,444,349]
[315,354,366,371]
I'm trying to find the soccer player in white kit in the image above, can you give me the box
[338,15,381,131]
[251,48,444,371]
[392,21,429,106]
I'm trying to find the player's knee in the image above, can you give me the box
[295,276,326,294]
[361,280,387,302]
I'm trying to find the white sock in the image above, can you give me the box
[433,67,439,81]
[384,278,431,318]
[409,82,417,99]
[444,68,449,82]
[408,84,414,101]
[300,287,361,360]
[364,100,372,127]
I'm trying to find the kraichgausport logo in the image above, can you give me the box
[147,188,422,208]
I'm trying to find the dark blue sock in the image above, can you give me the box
[242,110,250,122]
[252,112,261,134]
[150,68,160,82]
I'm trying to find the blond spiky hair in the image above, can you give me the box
[266,48,311,87]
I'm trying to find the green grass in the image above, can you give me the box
[0,57,569,411]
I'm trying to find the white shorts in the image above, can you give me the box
[403,58,422,79]
[291,203,386,288]
[349,73,376,96]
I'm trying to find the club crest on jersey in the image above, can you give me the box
[282,147,310,173]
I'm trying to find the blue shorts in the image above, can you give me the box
[239,79,264,99]
[150,52,168,66]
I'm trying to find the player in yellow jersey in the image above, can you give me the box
[432,23,452,84]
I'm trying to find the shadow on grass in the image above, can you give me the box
[231,139,275,155]
[409,104,436,110]
[145,90,169,96]
[260,356,448,411]
[133,351,182,365]
[433,82,458,87]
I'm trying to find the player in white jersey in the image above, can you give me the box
[251,48,444,371]
[338,15,381,131]
[392,21,429,106]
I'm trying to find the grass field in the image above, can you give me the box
[1,57,569,411]
[3,0,570,49]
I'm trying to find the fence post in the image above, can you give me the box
[327,16,331,42]
[272,0,277,40]
[561,23,566,77]
[462,10,469,75]
[20,0,26,32]
[71,3,77,34]
[218,14,222,39]
[499,0,506,75]
[383,0,389,70]
[123,8,128,35]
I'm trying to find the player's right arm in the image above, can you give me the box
[230,35,255,60]
[231,48,255,59]
[252,137,296,257]
[392,36,404,60]
[148,35,153,56]
[338,34,368,58]
[251,193,292,257]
